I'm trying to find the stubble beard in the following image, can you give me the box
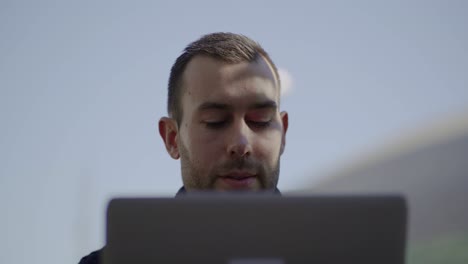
[178,141,280,191]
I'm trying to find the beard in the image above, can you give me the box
[178,140,280,191]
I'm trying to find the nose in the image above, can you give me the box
[227,120,252,158]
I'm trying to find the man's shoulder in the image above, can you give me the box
[77,188,183,264]
[78,248,103,264]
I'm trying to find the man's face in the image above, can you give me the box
[162,55,288,192]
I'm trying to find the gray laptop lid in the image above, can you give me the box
[104,194,406,264]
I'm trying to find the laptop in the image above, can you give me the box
[103,194,407,264]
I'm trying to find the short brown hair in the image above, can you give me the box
[167,32,280,124]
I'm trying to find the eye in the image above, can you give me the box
[248,120,272,129]
[205,120,227,129]
[246,110,274,129]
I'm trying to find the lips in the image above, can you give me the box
[218,171,257,189]
[223,174,254,180]
[221,170,255,178]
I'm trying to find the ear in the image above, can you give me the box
[279,111,289,155]
[158,117,180,159]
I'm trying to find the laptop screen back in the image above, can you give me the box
[104,194,406,264]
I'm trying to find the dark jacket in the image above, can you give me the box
[78,187,281,264]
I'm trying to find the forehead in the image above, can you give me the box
[181,55,279,111]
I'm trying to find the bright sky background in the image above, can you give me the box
[1,1,467,263]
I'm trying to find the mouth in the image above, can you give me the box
[218,171,258,189]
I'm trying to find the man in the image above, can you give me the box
[78,32,288,264]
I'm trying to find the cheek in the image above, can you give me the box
[252,133,283,160]
[185,126,224,159]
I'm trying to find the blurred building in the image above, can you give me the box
[295,112,468,263]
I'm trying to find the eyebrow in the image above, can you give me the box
[197,102,231,111]
[197,100,278,112]
[249,100,278,110]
